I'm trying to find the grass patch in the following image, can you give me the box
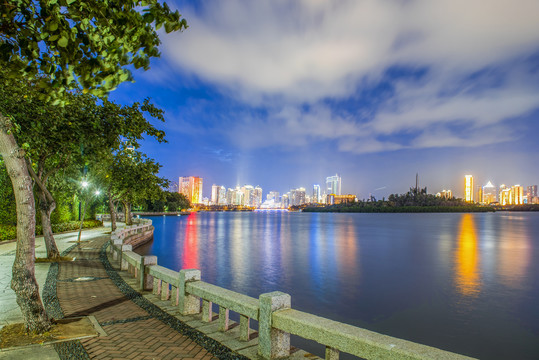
[0,317,97,349]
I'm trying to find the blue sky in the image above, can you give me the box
[109,0,539,199]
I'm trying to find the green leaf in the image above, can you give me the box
[48,22,59,32]
[57,36,68,47]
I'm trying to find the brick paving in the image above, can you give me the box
[56,236,217,360]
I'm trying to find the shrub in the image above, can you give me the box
[1,220,103,242]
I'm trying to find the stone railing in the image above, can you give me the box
[109,220,153,261]
[108,237,476,360]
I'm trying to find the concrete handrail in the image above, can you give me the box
[272,309,475,360]
[122,251,141,268]
[186,281,259,320]
[148,265,179,286]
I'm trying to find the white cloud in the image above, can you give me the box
[160,0,539,153]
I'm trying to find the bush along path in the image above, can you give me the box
[46,234,246,360]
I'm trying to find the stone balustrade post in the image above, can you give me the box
[161,281,170,300]
[218,307,230,331]
[120,245,132,270]
[325,346,339,360]
[178,269,201,315]
[112,239,123,260]
[153,278,162,296]
[202,300,214,322]
[138,255,157,291]
[240,315,250,341]
[258,291,291,359]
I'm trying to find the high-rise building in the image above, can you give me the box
[464,175,474,203]
[218,186,227,205]
[290,188,306,206]
[527,185,538,204]
[499,184,524,205]
[179,176,203,204]
[482,181,496,204]
[253,186,263,208]
[326,174,342,195]
[313,184,321,203]
[211,184,220,205]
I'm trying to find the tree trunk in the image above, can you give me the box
[107,188,117,231]
[0,112,51,333]
[36,190,60,259]
[123,201,132,225]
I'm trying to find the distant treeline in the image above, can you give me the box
[304,187,495,213]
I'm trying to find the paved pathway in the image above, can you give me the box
[1,227,219,359]
[59,235,216,360]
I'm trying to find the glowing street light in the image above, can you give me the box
[77,181,101,243]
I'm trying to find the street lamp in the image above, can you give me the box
[77,181,100,243]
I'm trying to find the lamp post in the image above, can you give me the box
[77,180,100,243]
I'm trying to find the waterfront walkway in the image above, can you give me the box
[0,227,217,360]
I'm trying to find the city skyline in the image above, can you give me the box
[176,173,538,207]
[107,1,539,196]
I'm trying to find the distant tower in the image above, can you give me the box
[464,175,474,203]
[326,174,342,195]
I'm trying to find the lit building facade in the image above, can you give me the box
[211,184,220,205]
[436,189,453,199]
[290,188,306,206]
[499,184,524,205]
[464,175,474,203]
[482,181,496,204]
[326,174,342,196]
[179,176,203,204]
[527,185,538,204]
[313,184,321,203]
[327,194,357,205]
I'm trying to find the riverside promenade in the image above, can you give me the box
[0,225,223,360]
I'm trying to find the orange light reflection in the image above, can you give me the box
[182,213,199,269]
[454,214,480,296]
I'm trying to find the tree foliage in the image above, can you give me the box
[1,0,187,98]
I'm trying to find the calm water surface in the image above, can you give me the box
[137,212,539,359]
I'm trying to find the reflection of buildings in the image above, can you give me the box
[499,184,524,205]
[182,213,199,269]
[481,181,496,204]
[326,174,342,196]
[455,214,480,296]
[179,176,203,204]
[464,175,474,202]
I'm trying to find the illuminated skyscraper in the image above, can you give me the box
[464,175,474,203]
[326,174,342,195]
[527,185,538,204]
[218,186,227,205]
[211,184,220,205]
[499,184,524,205]
[179,176,203,204]
[482,181,496,204]
[313,184,321,203]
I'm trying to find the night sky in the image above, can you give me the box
[109,0,539,200]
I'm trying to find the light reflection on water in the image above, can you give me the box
[137,212,539,360]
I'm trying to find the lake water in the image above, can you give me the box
[137,211,539,359]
